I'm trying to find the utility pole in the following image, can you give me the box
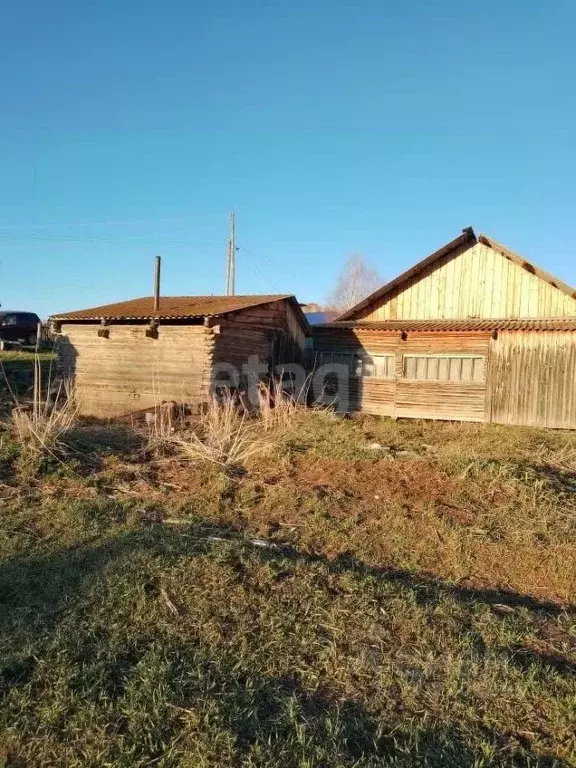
[226,210,236,295]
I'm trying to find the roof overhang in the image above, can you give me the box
[314,317,576,333]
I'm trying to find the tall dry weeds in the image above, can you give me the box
[10,378,77,456]
[170,393,269,467]
[256,376,310,432]
[1,339,78,459]
[146,377,310,465]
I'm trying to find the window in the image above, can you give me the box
[403,355,485,382]
[2,315,18,326]
[314,351,394,378]
[358,354,394,378]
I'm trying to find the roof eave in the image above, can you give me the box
[50,294,312,333]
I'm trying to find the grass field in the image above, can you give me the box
[0,410,575,766]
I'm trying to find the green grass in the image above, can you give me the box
[0,414,575,766]
[0,351,58,409]
[0,350,56,364]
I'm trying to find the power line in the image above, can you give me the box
[0,231,225,247]
[237,247,282,293]
[0,212,227,231]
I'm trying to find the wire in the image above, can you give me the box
[0,231,225,247]
[0,212,227,231]
[240,245,286,276]
[237,247,282,293]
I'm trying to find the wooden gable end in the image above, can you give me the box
[354,241,576,321]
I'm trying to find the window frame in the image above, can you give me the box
[402,353,486,383]
[314,350,395,379]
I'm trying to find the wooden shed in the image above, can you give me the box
[311,228,576,428]
[50,295,309,417]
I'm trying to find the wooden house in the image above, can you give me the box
[50,295,308,417]
[311,228,576,428]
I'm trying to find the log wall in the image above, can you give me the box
[213,299,305,377]
[58,324,214,417]
[58,300,307,418]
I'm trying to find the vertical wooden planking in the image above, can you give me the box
[445,255,455,318]
[491,247,503,318]
[482,245,495,317]
[389,291,397,319]
[488,331,576,428]
[416,357,427,379]
[528,273,538,317]
[405,356,415,378]
[356,240,576,322]
[519,272,530,316]
[461,357,473,380]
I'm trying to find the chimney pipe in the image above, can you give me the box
[153,255,161,312]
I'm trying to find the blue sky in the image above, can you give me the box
[1,0,575,317]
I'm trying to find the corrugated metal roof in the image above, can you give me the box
[51,295,294,321]
[316,318,576,332]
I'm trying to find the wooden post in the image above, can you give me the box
[154,255,161,312]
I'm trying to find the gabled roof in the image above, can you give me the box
[335,227,477,321]
[477,235,576,301]
[51,294,302,322]
[335,228,576,321]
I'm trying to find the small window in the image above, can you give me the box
[314,351,353,368]
[357,353,394,378]
[313,351,394,378]
[403,355,485,382]
[2,315,18,326]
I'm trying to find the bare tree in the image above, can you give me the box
[327,253,383,313]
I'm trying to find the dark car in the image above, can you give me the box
[0,312,41,345]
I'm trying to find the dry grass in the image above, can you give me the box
[170,394,269,467]
[147,380,310,466]
[256,377,309,432]
[2,409,574,765]
[11,379,76,450]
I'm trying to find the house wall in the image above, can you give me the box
[487,331,576,429]
[312,326,576,428]
[58,324,214,417]
[311,328,491,422]
[212,299,306,376]
[356,242,576,321]
[58,300,307,418]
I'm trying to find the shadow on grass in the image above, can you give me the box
[0,518,572,766]
[63,421,147,474]
[167,667,562,767]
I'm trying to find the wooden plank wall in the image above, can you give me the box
[59,324,214,417]
[487,331,576,429]
[395,382,486,422]
[312,328,490,421]
[356,242,576,321]
[213,300,306,377]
